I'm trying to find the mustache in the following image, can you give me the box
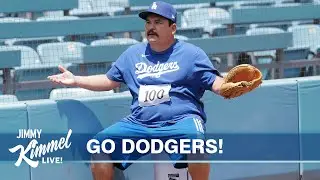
[147,30,158,36]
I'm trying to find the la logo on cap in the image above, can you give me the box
[151,2,157,10]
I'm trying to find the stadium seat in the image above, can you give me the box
[0,17,31,23]
[90,37,139,46]
[68,0,126,17]
[3,18,66,50]
[286,24,320,77]
[287,24,320,54]
[36,15,80,21]
[182,7,231,35]
[91,0,128,16]
[36,16,84,45]
[246,27,285,57]
[37,42,88,86]
[0,45,41,67]
[234,0,276,8]
[173,35,189,41]
[246,27,285,79]
[114,2,210,16]
[0,18,33,47]
[5,37,61,50]
[247,3,300,31]
[69,0,95,17]
[49,87,114,100]
[283,47,311,78]
[42,11,65,18]
[177,27,205,38]
[0,45,59,100]
[37,42,86,65]
[0,45,42,81]
[143,35,188,43]
[38,15,103,45]
[89,37,139,76]
[0,94,18,103]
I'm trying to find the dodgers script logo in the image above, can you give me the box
[135,61,180,79]
[8,129,72,168]
[151,2,157,10]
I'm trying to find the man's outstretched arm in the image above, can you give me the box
[47,65,120,91]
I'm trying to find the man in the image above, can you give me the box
[48,1,246,180]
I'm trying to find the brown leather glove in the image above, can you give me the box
[220,64,263,99]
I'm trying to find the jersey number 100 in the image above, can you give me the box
[144,89,165,102]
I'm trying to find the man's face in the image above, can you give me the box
[145,14,176,44]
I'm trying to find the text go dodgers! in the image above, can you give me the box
[9,129,72,168]
[87,138,223,155]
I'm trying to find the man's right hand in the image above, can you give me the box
[47,65,77,86]
[48,65,121,91]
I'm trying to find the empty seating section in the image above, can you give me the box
[182,7,231,35]
[0,0,318,101]
[49,87,114,99]
[246,27,285,79]
[288,24,320,53]
[37,42,86,65]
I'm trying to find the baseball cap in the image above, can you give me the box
[139,1,177,23]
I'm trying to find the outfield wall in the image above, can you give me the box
[1,76,320,180]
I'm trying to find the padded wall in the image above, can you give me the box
[298,76,320,180]
[203,78,300,180]
[2,76,320,179]
[0,103,30,180]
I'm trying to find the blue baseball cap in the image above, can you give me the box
[139,1,177,23]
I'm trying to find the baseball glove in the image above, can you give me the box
[219,64,262,99]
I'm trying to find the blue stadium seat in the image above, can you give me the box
[143,35,188,43]
[247,3,303,31]
[0,45,41,80]
[90,37,139,46]
[0,45,58,100]
[36,15,79,21]
[91,0,127,16]
[114,2,210,16]
[37,41,86,65]
[176,27,205,38]
[0,17,31,23]
[283,47,311,78]
[0,18,34,48]
[42,15,102,45]
[234,0,276,8]
[287,24,320,54]
[68,0,126,17]
[68,0,96,17]
[2,18,65,50]
[182,7,231,35]
[36,16,99,45]
[0,94,18,103]
[5,37,61,50]
[246,27,285,79]
[42,11,65,18]
[286,24,320,77]
[49,87,114,100]
[87,37,139,76]
[246,27,285,57]
[173,35,189,41]
[89,37,139,75]
[37,42,88,86]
